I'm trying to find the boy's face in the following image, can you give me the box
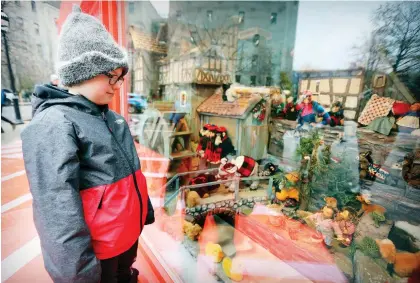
[78,67,124,105]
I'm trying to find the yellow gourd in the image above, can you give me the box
[205,242,224,263]
[222,257,244,282]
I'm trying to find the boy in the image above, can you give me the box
[21,6,154,283]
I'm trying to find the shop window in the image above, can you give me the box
[176,10,181,20]
[34,23,39,35]
[253,34,260,46]
[129,2,135,14]
[31,0,36,12]
[251,75,256,86]
[252,54,258,65]
[207,10,213,22]
[266,77,272,86]
[271,12,277,24]
[235,75,241,83]
[238,11,245,23]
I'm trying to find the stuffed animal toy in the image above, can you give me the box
[226,85,240,102]
[232,156,260,190]
[222,257,244,282]
[189,174,219,198]
[376,239,420,277]
[296,90,331,126]
[328,101,345,127]
[205,242,224,263]
[216,156,260,190]
[222,84,231,102]
[183,220,202,241]
[275,172,300,202]
[402,151,420,188]
[358,151,374,180]
[216,159,238,192]
[324,196,338,213]
[284,95,298,121]
[335,209,356,247]
[271,92,286,118]
[186,190,201,208]
[397,103,420,133]
[356,192,386,216]
[259,162,280,177]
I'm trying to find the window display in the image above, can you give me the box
[127,1,420,281]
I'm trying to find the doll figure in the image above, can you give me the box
[212,127,235,163]
[197,124,211,157]
[296,91,331,127]
[334,209,355,247]
[284,96,298,121]
[328,101,345,127]
[204,125,217,162]
[306,206,342,247]
[272,93,286,118]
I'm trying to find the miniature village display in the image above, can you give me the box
[141,83,420,282]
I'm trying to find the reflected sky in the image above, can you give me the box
[150,0,385,70]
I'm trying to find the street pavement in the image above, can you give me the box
[1,111,170,282]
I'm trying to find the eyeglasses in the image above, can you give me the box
[103,72,124,86]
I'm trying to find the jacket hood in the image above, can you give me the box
[32,84,108,117]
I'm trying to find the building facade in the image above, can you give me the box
[1,1,59,93]
[166,1,299,87]
[126,1,165,97]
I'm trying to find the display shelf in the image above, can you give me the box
[170,150,196,160]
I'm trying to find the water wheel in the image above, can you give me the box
[134,109,171,157]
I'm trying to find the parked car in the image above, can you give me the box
[128,93,148,114]
[1,89,15,106]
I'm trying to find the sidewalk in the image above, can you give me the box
[1,132,171,282]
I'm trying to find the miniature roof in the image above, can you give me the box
[197,87,262,119]
[129,26,167,54]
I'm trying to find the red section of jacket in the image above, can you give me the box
[80,169,149,259]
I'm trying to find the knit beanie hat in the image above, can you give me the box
[56,5,129,86]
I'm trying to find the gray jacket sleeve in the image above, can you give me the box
[21,119,101,283]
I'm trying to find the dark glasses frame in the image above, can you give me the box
[103,72,124,86]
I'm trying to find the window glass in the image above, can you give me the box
[128,2,420,282]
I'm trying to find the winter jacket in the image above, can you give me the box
[21,84,154,283]
[296,101,331,125]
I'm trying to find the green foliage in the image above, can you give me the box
[349,241,357,258]
[296,131,321,158]
[280,72,292,91]
[308,146,361,211]
[357,237,381,258]
[371,211,386,228]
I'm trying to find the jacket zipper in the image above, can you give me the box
[101,112,144,231]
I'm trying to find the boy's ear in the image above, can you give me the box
[375,239,381,246]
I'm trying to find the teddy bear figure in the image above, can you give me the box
[328,101,345,127]
[334,209,355,247]
[183,220,202,241]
